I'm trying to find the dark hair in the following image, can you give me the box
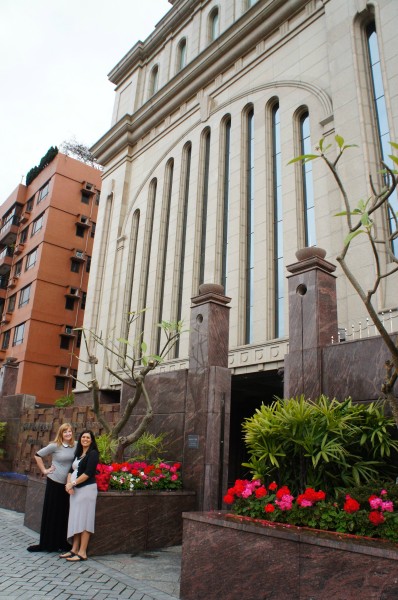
[75,429,98,457]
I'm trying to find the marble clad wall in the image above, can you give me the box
[180,512,398,600]
[0,475,27,512]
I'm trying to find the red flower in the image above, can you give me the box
[343,495,360,513]
[276,485,291,499]
[268,482,278,491]
[264,504,275,513]
[223,494,235,504]
[255,486,267,499]
[369,510,385,525]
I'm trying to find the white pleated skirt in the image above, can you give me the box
[67,483,98,542]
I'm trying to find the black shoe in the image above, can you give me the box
[27,545,43,552]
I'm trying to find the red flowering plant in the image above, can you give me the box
[96,461,183,492]
[224,479,398,543]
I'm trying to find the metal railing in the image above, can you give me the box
[332,309,398,343]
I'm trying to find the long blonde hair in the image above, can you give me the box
[52,423,75,447]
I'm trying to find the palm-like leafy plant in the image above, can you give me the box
[243,395,398,495]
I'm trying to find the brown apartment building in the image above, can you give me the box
[0,151,101,404]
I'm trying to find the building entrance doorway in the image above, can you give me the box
[227,369,283,488]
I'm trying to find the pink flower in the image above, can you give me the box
[275,494,294,511]
[381,501,393,512]
[171,474,178,481]
[380,489,388,496]
[369,496,383,510]
[300,499,313,508]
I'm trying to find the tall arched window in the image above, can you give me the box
[121,209,140,359]
[156,160,174,355]
[199,129,211,285]
[175,143,191,357]
[222,117,231,292]
[366,21,397,255]
[177,38,187,72]
[246,107,254,344]
[138,179,157,341]
[300,112,316,247]
[209,8,219,42]
[272,103,284,338]
[149,65,159,97]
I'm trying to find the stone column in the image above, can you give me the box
[284,248,338,399]
[183,283,231,511]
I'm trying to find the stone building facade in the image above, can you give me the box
[76,0,398,411]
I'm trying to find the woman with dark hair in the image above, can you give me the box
[27,423,76,552]
[60,429,99,562]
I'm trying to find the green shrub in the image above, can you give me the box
[97,433,118,465]
[54,393,74,407]
[127,431,170,462]
[242,395,398,495]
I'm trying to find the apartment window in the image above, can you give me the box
[199,129,211,285]
[65,297,75,310]
[95,191,100,205]
[366,22,397,254]
[14,260,22,276]
[13,322,25,346]
[86,256,91,273]
[2,330,10,350]
[31,213,44,236]
[76,329,82,348]
[38,181,50,202]
[246,108,254,344]
[81,291,87,310]
[25,248,38,271]
[60,337,70,350]
[149,65,159,96]
[71,260,80,273]
[71,369,77,389]
[20,227,28,243]
[81,190,90,205]
[19,284,31,307]
[7,294,16,312]
[209,8,219,42]
[91,223,96,238]
[300,112,316,246]
[177,38,187,72]
[222,117,231,292]
[272,104,284,337]
[76,224,85,238]
[26,197,34,212]
[55,376,65,391]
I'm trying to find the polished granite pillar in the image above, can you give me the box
[184,283,231,512]
[284,248,338,400]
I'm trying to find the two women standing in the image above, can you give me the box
[27,425,99,561]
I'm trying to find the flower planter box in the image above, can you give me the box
[180,511,398,600]
[23,476,196,555]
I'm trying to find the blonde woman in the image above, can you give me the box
[27,423,76,552]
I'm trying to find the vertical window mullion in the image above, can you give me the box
[222,118,231,292]
[199,131,211,285]
[300,113,316,247]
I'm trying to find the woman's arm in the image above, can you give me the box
[34,454,55,476]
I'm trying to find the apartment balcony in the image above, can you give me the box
[59,325,76,337]
[0,246,13,275]
[7,276,19,289]
[14,243,25,256]
[65,286,81,299]
[71,249,86,262]
[75,215,91,228]
[0,215,19,246]
[1,312,12,325]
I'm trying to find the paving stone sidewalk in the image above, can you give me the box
[0,507,181,600]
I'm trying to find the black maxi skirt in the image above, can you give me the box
[39,477,71,551]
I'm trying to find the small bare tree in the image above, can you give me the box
[75,311,185,461]
[61,138,103,170]
[290,135,398,422]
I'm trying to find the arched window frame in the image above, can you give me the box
[208,7,220,43]
[176,38,187,72]
[149,64,159,97]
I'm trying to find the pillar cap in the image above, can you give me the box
[191,283,231,307]
[287,247,336,276]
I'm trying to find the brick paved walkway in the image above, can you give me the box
[0,508,180,600]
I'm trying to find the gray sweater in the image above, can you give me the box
[36,442,76,484]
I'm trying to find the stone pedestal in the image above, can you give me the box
[184,284,232,511]
[284,248,338,399]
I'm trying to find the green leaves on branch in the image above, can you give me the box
[287,134,358,166]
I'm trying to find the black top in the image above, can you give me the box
[70,449,99,488]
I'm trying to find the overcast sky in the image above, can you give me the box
[0,0,171,201]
